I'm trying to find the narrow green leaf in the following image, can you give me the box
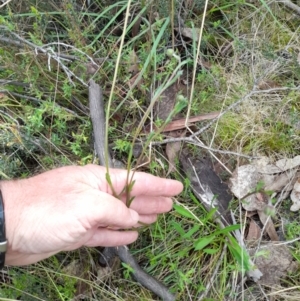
[189,192,200,206]
[214,224,241,236]
[127,179,136,192]
[194,235,215,250]
[227,235,252,271]
[203,248,219,255]
[173,204,199,221]
[204,208,217,222]
[105,172,118,197]
[170,221,186,237]
[182,225,201,239]
[105,172,112,185]
[127,196,135,208]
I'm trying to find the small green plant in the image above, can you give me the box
[1,0,299,300]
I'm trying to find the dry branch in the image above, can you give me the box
[0,26,99,86]
[277,0,300,15]
[89,81,112,167]
[88,80,175,301]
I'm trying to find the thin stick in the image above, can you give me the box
[277,0,300,15]
[0,0,13,8]
[88,80,112,167]
[0,26,94,86]
[151,138,257,159]
[88,81,176,301]
[104,0,132,171]
[117,246,175,301]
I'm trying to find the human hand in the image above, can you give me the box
[0,165,183,266]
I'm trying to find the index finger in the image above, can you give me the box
[85,165,183,197]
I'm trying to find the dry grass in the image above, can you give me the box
[0,0,299,300]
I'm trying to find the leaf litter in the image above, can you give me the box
[229,155,300,288]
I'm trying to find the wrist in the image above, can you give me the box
[0,180,23,266]
[0,186,7,268]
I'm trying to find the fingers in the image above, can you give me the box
[137,214,157,225]
[84,228,139,247]
[77,191,140,229]
[121,171,183,197]
[123,196,173,215]
[85,165,183,197]
[76,191,161,230]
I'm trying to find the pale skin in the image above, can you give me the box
[0,165,183,266]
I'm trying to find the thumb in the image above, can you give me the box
[76,191,140,229]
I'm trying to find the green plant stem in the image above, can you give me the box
[104,0,132,175]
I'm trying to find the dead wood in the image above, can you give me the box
[277,0,300,15]
[179,147,263,282]
[88,80,175,301]
[89,80,112,167]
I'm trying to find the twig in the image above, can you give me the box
[254,237,300,246]
[154,138,257,159]
[0,80,88,115]
[0,0,13,8]
[0,80,29,87]
[42,42,98,66]
[0,26,96,86]
[258,282,270,301]
[0,90,79,117]
[0,109,20,125]
[277,0,300,15]
[88,80,175,301]
[88,81,112,167]
[116,246,175,301]
[0,35,107,64]
[0,90,41,103]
